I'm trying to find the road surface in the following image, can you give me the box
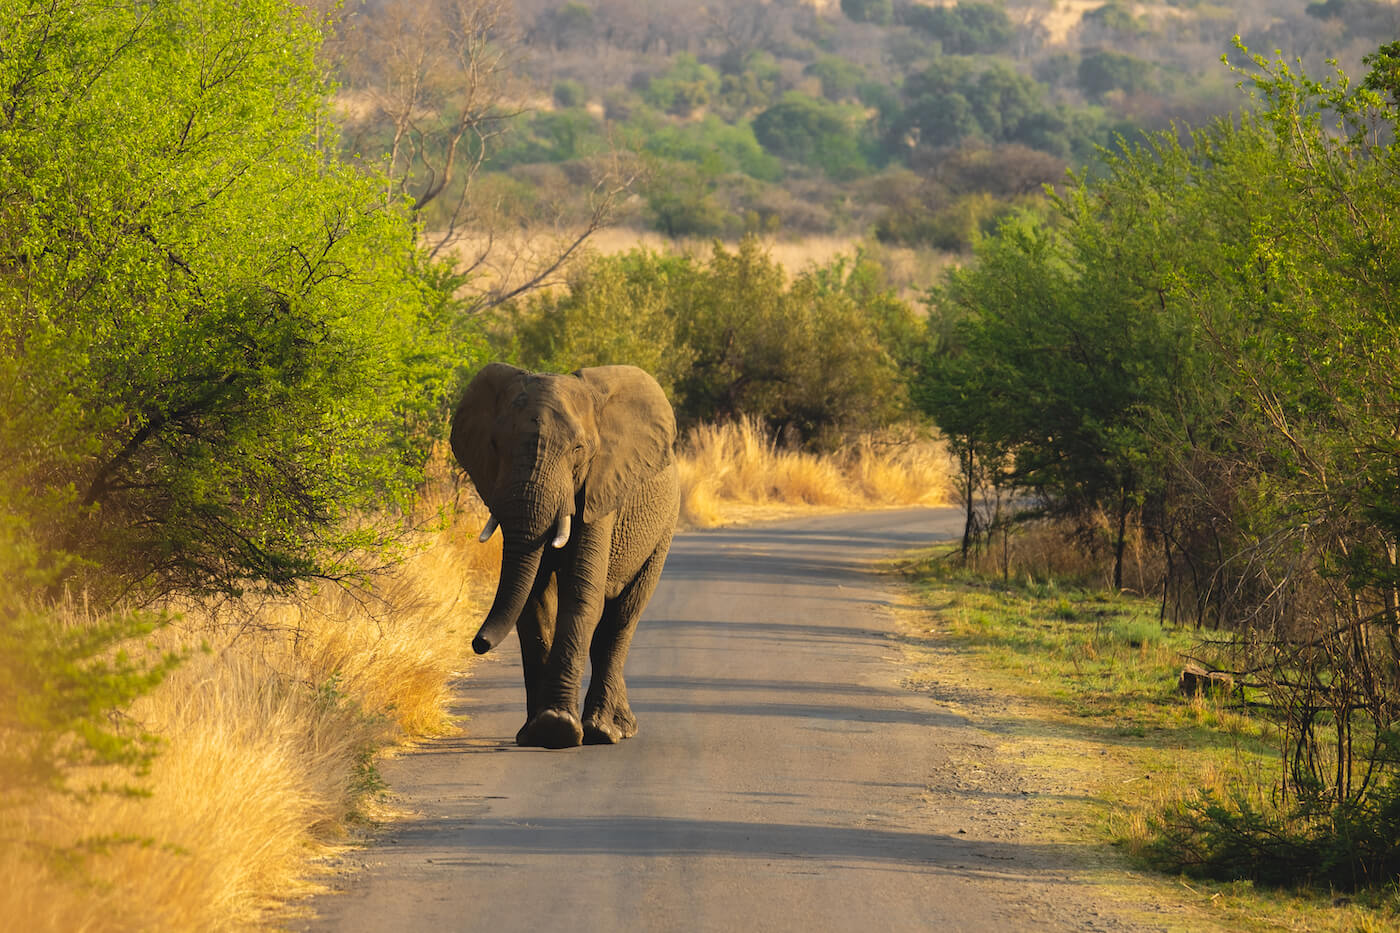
[306,507,1145,932]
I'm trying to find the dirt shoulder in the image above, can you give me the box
[889,572,1385,933]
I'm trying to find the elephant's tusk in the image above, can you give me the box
[478,515,499,543]
[550,512,571,549]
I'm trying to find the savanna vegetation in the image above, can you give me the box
[915,37,1400,905]
[332,0,1400,252]
[4,0,1397,926]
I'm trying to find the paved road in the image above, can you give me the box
[307,508,1142,932]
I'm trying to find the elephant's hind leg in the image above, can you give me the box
[582,539,670,745]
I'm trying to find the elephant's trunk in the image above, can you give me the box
[471,489,573,655]
[473,539,542,655]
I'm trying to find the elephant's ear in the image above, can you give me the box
[450,362,528,503]
[578,366,677,523]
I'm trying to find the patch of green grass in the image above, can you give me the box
[900,548,1259,740]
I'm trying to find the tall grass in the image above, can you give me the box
[676,416,951,527]
[0,481,499,931]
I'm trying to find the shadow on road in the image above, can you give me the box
[383,814,1099,883]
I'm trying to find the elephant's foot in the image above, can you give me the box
[517,707,583,749]
[582,705,638,745]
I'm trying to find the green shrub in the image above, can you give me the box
[1146,781,1400,890]
[840,0,894,25]
[553,79,588,108]
[0,0,468,600]
[643,54,721,117]
[498,239,920,445]
[753,93,871,179]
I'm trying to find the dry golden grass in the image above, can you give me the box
[434,226,954,304]
[958,511,1166,594]
[677,416,952,528]
[0,476,500,931]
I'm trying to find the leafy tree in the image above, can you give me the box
[537,1,597,48]
[491,251,694,395]
[502,239,917,444]
[553,78,588,108]
[840,0,894,26]
[673,239,912,441]
[901,2,1014,55]
[1078,49,1159,100]
[0,523,181,800]
[753,93,870,179]
[1305,0,1400,37]
[0,0,469,600]
[806,55,864,101]
[895,59,1061,154]
[1081,0,1146,36]
[642,163,734,237]
[715,50,781,117]
[922,43,1400,879]
[643,54,722,117]
[634,115,783,182]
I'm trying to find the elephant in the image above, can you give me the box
[449,363,679,749]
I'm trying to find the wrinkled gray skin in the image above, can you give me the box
[450,363,679,749]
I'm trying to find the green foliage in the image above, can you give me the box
[876,190,1023,251]
[498,239,918,444]
[0,0,469,600]
[642,163,734,237]
[840,0,894,26]
[806,55,865,101]
[1305,0,1400,38]
[1146,781,1400,890]
[495,108,606,164]
[1078,49,1159,100]
[901,2,1014,55]
[634,114,783,182]
[895,59,1075,155]
[753,93,870,179]
[918,41,1400,889]
[0,520,181,801]
[716,51,781,116]
[1082,0,1148,36]
[642,54,721,117]
[490,250,695,396]
[553,79,588,108]
[538,1,596,48]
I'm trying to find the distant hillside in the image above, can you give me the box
[331,0,1398,250]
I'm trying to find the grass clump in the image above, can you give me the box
[0,486,500,930]
[677,416,950,527]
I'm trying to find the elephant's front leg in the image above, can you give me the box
[518,517,613,749]
[514,571,557,746]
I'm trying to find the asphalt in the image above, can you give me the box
[304,507,1149,932]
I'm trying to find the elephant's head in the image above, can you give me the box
[449,363,677,655]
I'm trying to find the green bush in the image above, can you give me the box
[1146,781,1400,889]
[753,93,871,179]
[636,115,783,181]
[840,0,894,25]
[553,79,588,108]
[0,0,469,600]
[497,239,919,445]
[1078,49,1159,100]
[643,54,721,117]
[901,2,1014,55]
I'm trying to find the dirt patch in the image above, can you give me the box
[891,598,1248,933]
